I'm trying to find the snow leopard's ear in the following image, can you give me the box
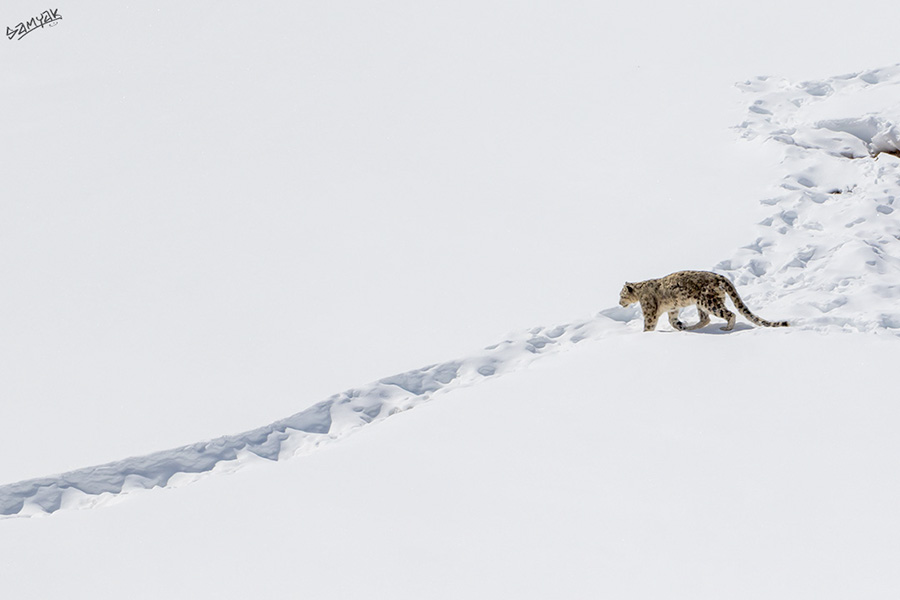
[623,283,635,293]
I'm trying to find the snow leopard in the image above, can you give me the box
[618,270,789,332]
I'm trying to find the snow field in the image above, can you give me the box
[4,1,900,595]
[2,329,898,598]
[5,63,900,518]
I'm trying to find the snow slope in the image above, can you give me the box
[4,1,900,597]
[3,331,898,598]
[3,65,899,517]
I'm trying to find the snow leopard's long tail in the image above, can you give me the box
[720,278,789,328]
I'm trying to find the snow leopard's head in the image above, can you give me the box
[619,283,638,307]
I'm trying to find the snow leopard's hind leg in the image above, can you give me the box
[682,307,710,331]
[700,293,736,331]
[667,309,687,331]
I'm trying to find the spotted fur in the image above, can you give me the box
[618,270,789,332]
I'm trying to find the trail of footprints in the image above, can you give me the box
[0,317,623,517]
[719,64,900,334]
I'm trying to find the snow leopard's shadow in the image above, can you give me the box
[690,322,754,335]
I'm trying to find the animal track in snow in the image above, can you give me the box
[722,64,900,335]
[0,315,627,518]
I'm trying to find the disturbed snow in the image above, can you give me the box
[2,64,899,518]
[720,64,900,333]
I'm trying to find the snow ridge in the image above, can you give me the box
[0,316,627,517]
[719,64,900,334]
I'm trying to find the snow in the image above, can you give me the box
[0,315,617,516]
[3,332,899,597]
[6,61,900,519]
[3,0,900,597]
[722,66,900,334]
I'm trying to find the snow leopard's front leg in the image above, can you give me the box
[641,300,661,331]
